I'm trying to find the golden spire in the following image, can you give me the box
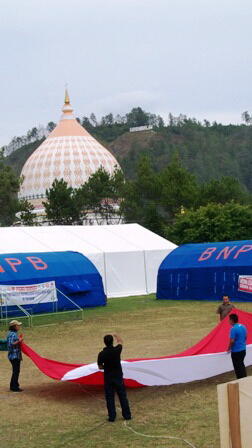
[61,86,74,120]
[64,88,70,105]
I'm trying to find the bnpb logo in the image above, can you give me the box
[0,257,48,273]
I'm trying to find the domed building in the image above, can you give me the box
[19,91,120,213]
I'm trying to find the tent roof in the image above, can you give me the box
[160,240,252,270]
[0,251,98,283]
[0,224,175,255]
[0,224,176,298]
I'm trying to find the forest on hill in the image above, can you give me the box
[3,107,252,193]
[1,107,252,243]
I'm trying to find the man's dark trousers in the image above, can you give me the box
[231,350,247,379]
[104,377,131,421]
[10,359,21,391]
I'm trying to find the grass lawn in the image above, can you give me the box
[1,295,252,448]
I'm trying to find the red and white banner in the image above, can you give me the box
[22,308,252,388]
[238,275,252,293]
[0,281,57,306]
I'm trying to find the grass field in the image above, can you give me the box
[1,295,251,448]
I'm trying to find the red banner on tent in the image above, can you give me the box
[238,275,252,293]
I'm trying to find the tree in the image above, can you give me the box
[168,113,174,126]
[81,116,93,132]
[241,111,252,125]
[168,114,187,127]
[110,167,125,216]
[0,165,19,226]
[198,177,248,206]
[166,202,252,244]
[43,179,83,225]
[160,154,199,220]
[120,156,164,234]
[18,199,35,226]
[114,114,126,124]
[0,146,6,156]
[47,122,56,133]
[90,113,98,127]
[157,115,164,128]
[126,107,149,127]
[78,167,124,224]
[27,127,39,142]
[0,155,20,226]
[101,113,114,126]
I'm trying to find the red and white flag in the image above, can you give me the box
[22,308,252,387]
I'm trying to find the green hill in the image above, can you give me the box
[110,123,252,191]
[4,120,252,192]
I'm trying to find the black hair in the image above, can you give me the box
[9,325,17,331]
[229,314,238,323]
[104,334,113,347]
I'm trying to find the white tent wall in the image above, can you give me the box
[105,251,147,297]
[144,249,171,293]
[0,224,176,298]
[104,224,176,294]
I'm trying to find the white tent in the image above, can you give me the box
[0,224,176,297]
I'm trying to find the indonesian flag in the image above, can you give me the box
[22,308,252,388]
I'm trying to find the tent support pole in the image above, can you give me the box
[102,252,108,296]
[143,250,148,294]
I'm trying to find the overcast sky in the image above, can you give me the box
[1,0,252,146]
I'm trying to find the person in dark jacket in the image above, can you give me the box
[7,320,24,392]
[97,334,131,422]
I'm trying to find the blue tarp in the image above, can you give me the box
[157,240,252,301]
[0,251,106,315]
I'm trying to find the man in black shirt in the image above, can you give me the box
[97,333,131,422]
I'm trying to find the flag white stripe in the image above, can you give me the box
[61,344,252,386]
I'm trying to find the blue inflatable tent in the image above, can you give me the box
[157,240,252,301]
[0,251,106,315]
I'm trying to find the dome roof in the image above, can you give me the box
[19,91,120,201]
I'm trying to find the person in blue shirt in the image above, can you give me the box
[6,320,24,392]
[228,313,247,379]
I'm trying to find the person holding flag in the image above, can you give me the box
[97,333,131,422]
[228,313,247,379]
[7,320,24,392]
